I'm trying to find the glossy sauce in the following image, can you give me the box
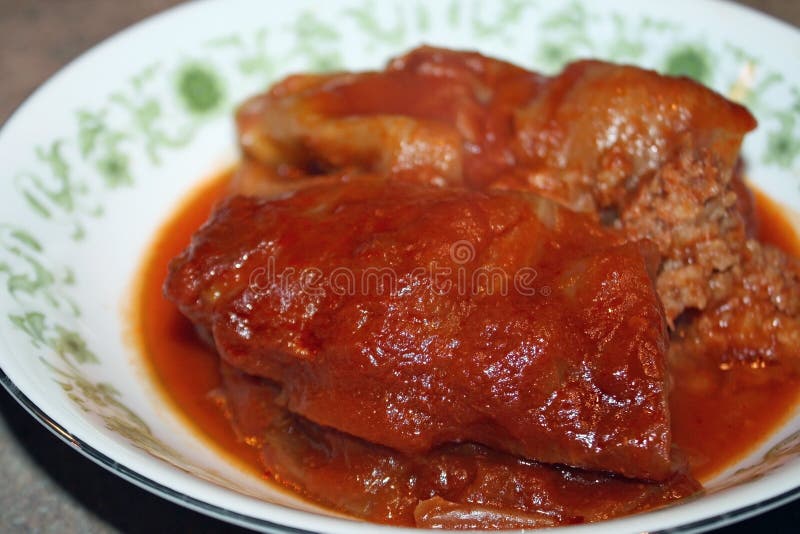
[135,172,800,486]
[137,171,263,475]
[669,189,800,480]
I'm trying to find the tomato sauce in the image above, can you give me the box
[668,189,800,480]
[134,172,800,487]
[137,171,264,475]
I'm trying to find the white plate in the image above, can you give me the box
[1,0,800,532]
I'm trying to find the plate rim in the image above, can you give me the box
[4,365,800,533]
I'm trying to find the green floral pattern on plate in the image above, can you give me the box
[2,0,799,494]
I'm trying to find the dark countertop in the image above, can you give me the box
[1,1,799,532]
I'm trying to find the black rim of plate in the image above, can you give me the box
[0,366,311,534]
[3,365,800,533]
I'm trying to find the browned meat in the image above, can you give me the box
[165,178,674,480]
[506,59,800,371]
[151,46,800,528]
[233,47,800,373]
[671,241,800,370]
[233,46,544,193]
[507,60,755,208]
[496,60,755,325]
[234,48,757,317]
[617,149,749,322]
[219,362,700,527]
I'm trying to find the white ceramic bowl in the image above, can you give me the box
[1,0,800,532]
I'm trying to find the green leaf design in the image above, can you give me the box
[764,116,800,169]
[131,63,161,91]
[8,312,47,346]
[236,29,276,79]
[640,16,679,32]
[77,110,107,158]
[290,12,343,71]
[14,141,103,239]
[343,2,406,47]
[42,353,178,460]
[472,0,532,40]
[206,34,244,48]
[12,308,180,461]
[50,325,97,364]
[3,58,230,462]
[76,109,134,188]
[9,229,43,253]
[540,0,587,32]
[95,149,132,188]
[295,11,340,42]
[0,225,79,314]
[663,44,713,84]
[536,42,577,72]
[21,189,52,219]
[605,14,644,61]
[447,0,461,28]
[7,262,54,297]
[175,61,227,116]
[416,2,431,33]
[32,141,76,212]
[535,1,593,71]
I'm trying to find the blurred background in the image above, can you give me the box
[0,0,798,532]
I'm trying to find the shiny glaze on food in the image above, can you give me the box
[137,171,799,524]
[139,47,800,527]
[165,177,672,481]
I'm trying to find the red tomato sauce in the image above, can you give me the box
[133,171,800,491]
